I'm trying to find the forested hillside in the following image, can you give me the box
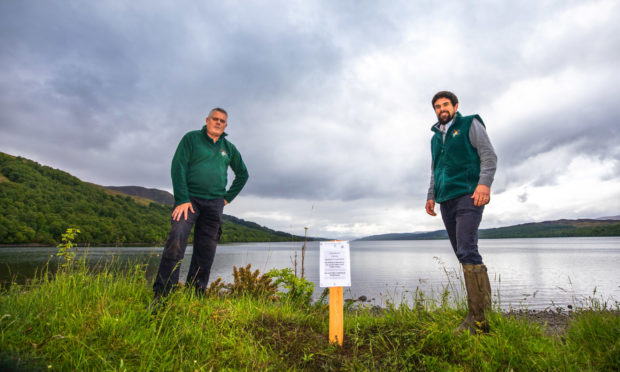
[0,152,305,245]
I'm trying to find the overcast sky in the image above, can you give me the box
[1,0,619,239]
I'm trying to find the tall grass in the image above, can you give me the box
[0,260,618,371]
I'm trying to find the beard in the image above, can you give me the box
[437,110,454,125]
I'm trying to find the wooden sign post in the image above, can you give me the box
[320,241,351,346]
[329,286,344,345]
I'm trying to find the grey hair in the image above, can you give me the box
[208,107,228,119]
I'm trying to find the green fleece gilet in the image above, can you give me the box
[431,112,483,203]
[171,127,248,206]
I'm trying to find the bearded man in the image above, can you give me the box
[425,91,497,334]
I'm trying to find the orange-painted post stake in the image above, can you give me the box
[329,286,344,345]
[321,240,350,347]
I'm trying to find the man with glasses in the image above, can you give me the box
[425,91,497,334]
[151,108,248,308]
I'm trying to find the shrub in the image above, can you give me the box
[267,267,315,306]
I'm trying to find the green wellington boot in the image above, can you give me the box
[455,264,492,334]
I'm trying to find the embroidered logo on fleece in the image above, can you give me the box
[451,129,461,137]
[220,150,228,157]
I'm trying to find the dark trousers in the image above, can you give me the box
[153,197,225,295]
[440,193,484,265]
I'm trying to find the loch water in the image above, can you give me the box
[1,237,619,310]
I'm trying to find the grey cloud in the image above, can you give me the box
[605,157,620,180]
[1,1,620,236]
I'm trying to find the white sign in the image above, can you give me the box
[320,241,351,287]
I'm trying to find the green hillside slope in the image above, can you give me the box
[0,152,305,245]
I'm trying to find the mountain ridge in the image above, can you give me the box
[105,185,175,206]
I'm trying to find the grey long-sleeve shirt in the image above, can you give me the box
[426,117,497,201]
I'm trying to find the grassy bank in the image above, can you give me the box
[0,263,618,371]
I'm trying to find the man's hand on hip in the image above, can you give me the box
[425,199,437,216]
[471,184,491,207]
[172,202,195,221]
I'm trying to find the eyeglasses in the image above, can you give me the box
[209,117,227,124]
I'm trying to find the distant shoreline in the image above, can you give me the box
[0,243,159,248]
[0,240,311,248]
[4,234,620,247]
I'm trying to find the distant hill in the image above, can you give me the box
[105,186,175,206]
[357,218,620,241]
[102,185,319,242]
[479,219,620,239]
[597,215,620,220]
[0,152,308,245]
[357,231,447,241]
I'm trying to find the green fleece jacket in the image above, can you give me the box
[430,113,482,203]
[171,127,248,206]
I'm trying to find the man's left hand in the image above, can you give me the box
[471,184,491,207]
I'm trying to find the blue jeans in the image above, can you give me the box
[440,193,484,265]
[153,197,225,295]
